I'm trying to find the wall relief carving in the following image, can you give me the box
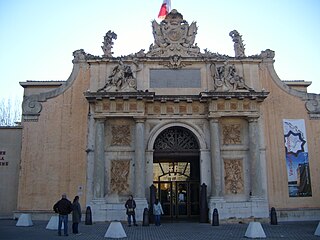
[111,125,131,146]
[224,159,244,194]
[210,62,251,92]
[222,124,241,144]
[110,160,130,194]
[98,59,140,92]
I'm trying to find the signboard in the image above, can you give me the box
[283,119,312,197]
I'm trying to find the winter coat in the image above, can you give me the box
[72,201,82,223]
[53,198,72,215]
[125,199,136,215]
[153,202,164,216]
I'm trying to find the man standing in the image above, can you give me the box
[53,194,73,236]
[125,195,138,227]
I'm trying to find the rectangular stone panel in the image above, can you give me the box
[224,159,244,194]
[150,69,201,88]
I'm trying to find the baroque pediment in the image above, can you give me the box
[147,9,201,57]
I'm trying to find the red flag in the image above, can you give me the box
[158,0,171,20]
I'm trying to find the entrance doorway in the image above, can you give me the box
[153,126,200,220]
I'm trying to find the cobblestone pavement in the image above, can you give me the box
[0,219,319,240]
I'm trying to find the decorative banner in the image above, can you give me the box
[283,119,312,197]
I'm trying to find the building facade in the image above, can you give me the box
[0,126,22,218]
[16,10,320,222]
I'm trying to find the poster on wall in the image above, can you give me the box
[283,119,312,197]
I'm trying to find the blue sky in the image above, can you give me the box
[1,0,319,102]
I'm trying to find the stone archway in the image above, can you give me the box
[153,126,201,219]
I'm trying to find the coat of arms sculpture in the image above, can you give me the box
[147,9,200,57]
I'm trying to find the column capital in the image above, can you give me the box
[133,117,146,123]
[208,117,220,123]
[248,117,259,123]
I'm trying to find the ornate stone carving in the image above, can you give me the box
[260,49,275,59]
[222,124,241,144]
[159,55,191,69]
[306,99,320,113]
[22,95,42,121]
[224,159,244,194]
[210,62,251,92]
[111,125,131,146]
[110,160,130,194]
[101,30,117,58]
[147,9,200,57]
[98,59,140,92]
[72,49,87,63]
[229,30,246,58]
[202,49,229,60]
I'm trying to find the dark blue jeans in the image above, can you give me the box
[58,214,68,236]
[154,215,161,226]
[127,214,136,225]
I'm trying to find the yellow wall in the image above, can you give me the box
[17,65,90,211]
[260,62,320,209]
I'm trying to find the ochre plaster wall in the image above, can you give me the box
[260,62,320,210]
[17,65,90,211]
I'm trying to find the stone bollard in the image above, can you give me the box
[142,208,149,226]
[85,206,92,225]
[212,208,219,226]
[270,207,278,225]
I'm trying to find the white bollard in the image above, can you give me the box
[104,221,127,238]
[314,222,320,236]
[16,214,33,227]
[244,222,266,238]
[46,215,64,230]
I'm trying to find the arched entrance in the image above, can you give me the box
[153,126,200,220]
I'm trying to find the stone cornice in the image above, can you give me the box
[265,61,320,119]
[84,90,269,102]
[22,62,84,122]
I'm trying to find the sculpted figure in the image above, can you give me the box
[229,30,246,58]
[98,59,140,92]
[101,30,117,57]
[210,62,250,92]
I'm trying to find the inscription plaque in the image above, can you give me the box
[150,69,201,88]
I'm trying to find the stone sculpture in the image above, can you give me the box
[101,30,117,57]
[229,30,246,58]
[147,9,200,57]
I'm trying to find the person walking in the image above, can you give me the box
[125,195,138,226]
[53,193,73,236]
[153,199,164,226]
[72,196,81,235]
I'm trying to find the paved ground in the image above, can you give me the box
[0,219,319,240]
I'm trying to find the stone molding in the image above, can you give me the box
[265,61,320,119]
[22,49,92,121]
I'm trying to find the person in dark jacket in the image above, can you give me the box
[53,193,73,236]
[72,196,82,234]
[124,195,138,226]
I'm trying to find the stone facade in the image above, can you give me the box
[14,10,320,222]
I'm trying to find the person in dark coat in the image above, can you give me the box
[72,196,81,234]
[53,193,73,236]
[124,195,138,226]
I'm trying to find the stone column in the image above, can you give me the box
[209,118,222,198]
[93,119,105,199]
[248,117,262,198]
[134,118,145,198]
